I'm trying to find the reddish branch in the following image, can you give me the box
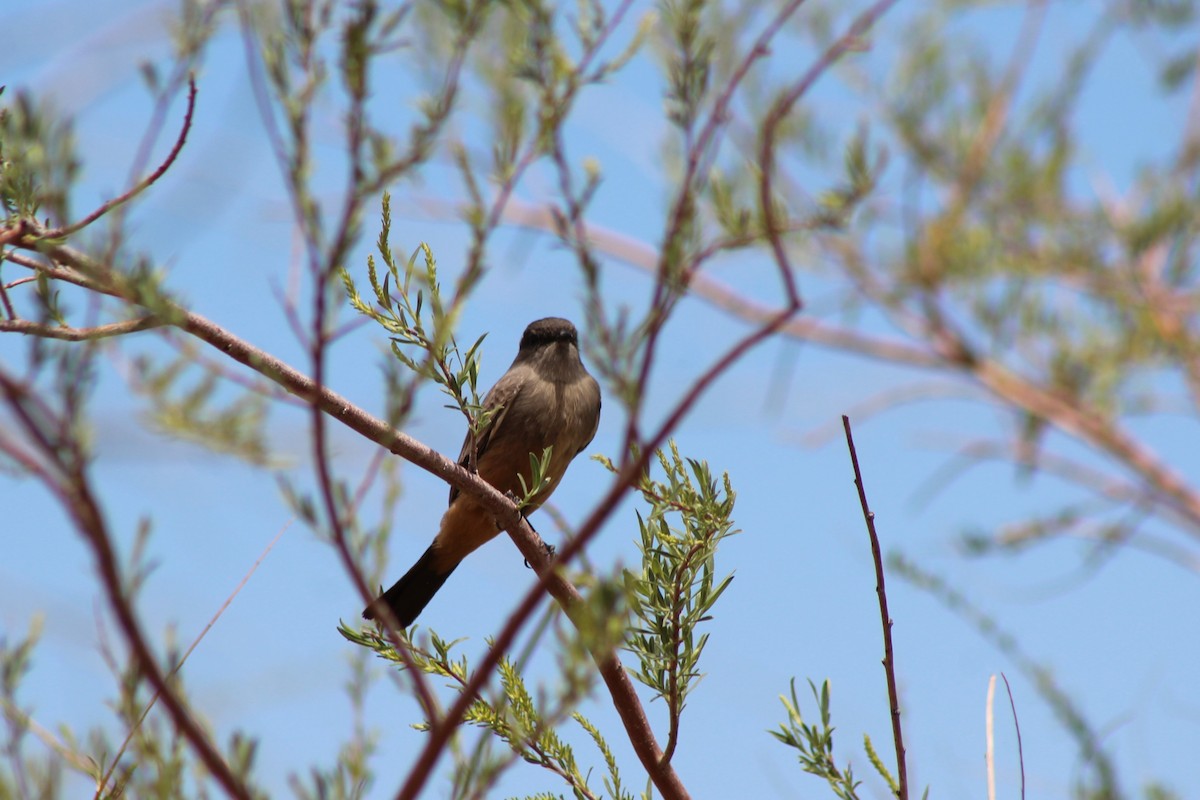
[0,370,253,800]
[44,77,198,240]
[0,316,162,340]
[501,200,942,368]
[622,0,814,455]
[758,0,901,280]
[842,416,908,799]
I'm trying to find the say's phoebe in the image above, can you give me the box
[363,317,602,627]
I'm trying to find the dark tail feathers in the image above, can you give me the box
[362,545,456,628]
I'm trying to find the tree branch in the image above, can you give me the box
[44,76,198,240]
[0,316,162,340]
[0,368,253,800]
[842,415,907,800]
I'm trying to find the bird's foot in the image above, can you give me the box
[524,538,556,570]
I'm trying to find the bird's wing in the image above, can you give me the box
[578,386,601,455]
[449,374,525,505]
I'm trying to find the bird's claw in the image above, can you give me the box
[525,540,556,569]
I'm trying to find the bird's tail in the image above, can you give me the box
[362,545,457,628]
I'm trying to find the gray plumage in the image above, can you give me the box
[363,317,601,627]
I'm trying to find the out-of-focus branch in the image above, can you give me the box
[958,0,1047,196]
[757,0,901,285]
[501,200,941,368]
[970,359,1200,532]
[1139,261,1200,411]
[624,0,814,456]
[0,697,94,777]
[908,436,1200,575]
[497,205,1200,542]
[0,317,162,340]
[94,523,288,799]
[159,330,306,405]
[0,368,253,800]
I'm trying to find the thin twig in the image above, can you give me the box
[842,415,908,800]
[891,554,1119,790]
[1001,673,1026,800]
[496,200,942,368]
[45,76,199,240]
[0,316,162,340]
[758,0,901,293]
[986,674,997,800]
[660,540,705,764]
[0,271,16,320]
[0,698,95,776]
[625,0,814,455]
[0,368,253,800]
[95,522,289,799]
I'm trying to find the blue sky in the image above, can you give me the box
[2,1,1198,798]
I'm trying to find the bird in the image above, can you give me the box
[363,317,602,628]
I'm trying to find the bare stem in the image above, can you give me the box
[841,415,907,800]
[0,368,254,800]
[0,317,162,340]
[45,76,199,240]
